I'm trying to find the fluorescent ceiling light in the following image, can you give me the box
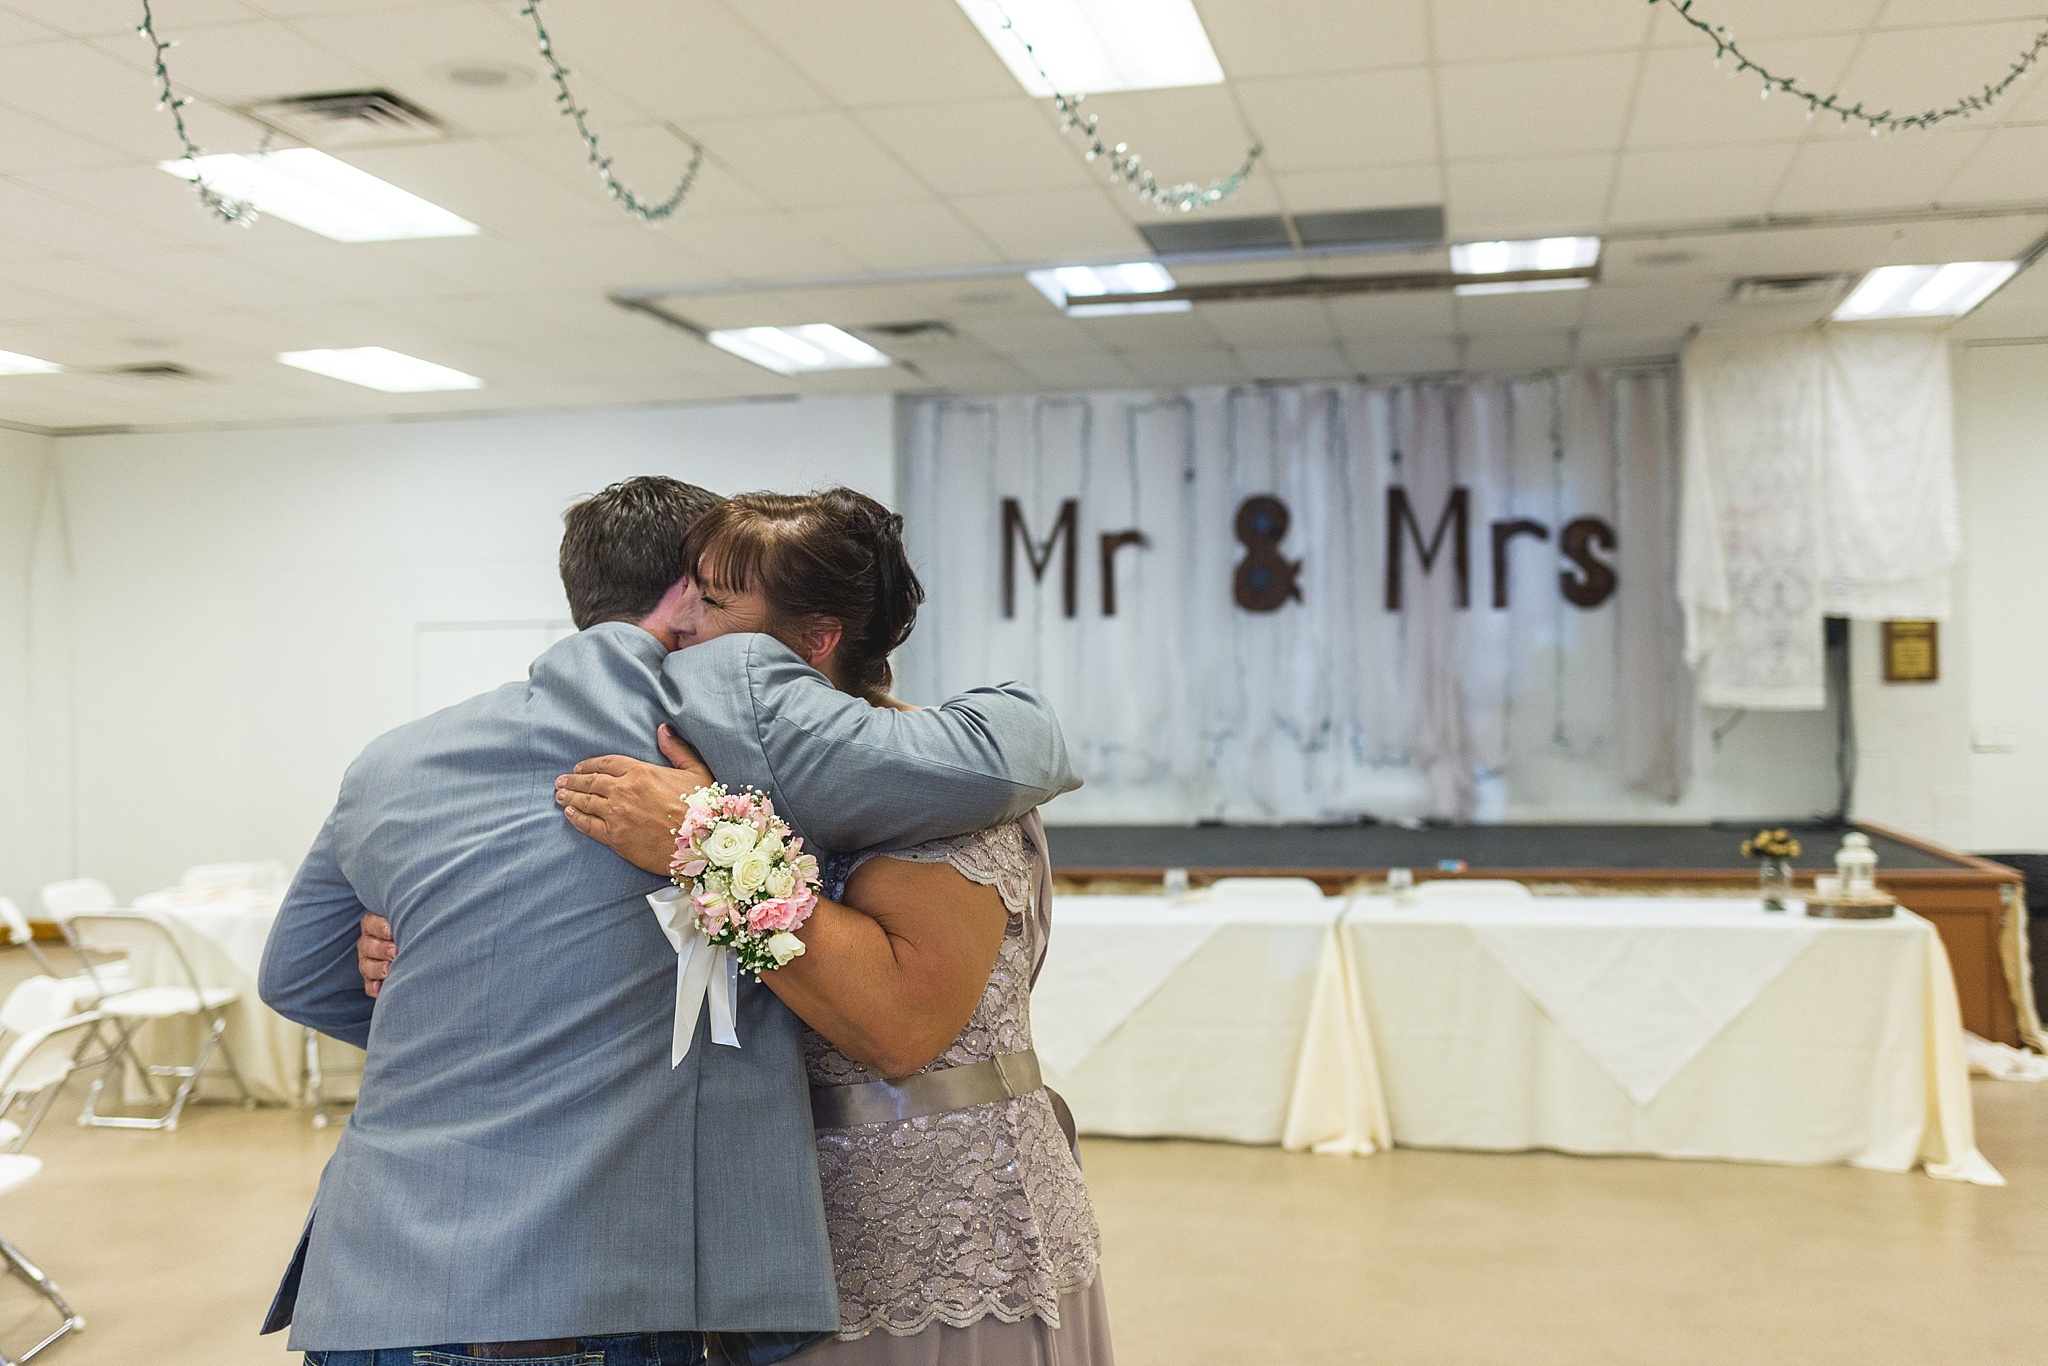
[161,149,478,242]
[954,0,1224,96]
[1449,236,1601,296]
[0,349,60,375]
[706,325,892,375]
[1028,261,1191,316]
[1833,262,2019,320]
[279,347,483,392]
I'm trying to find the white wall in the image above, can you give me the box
[0,427,53,913]
[1953,343,2048,852]
[31,397,892,902]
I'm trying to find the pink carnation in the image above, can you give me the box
[721,793,753,821]
[747,896,807,933]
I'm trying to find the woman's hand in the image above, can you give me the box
[555,724,715,876]
[358,912,394,997]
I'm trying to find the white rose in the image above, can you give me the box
[765,866,796,900]
[766,932,806,967]
[701,822,759,868]
[731,847,774,896]
[685,786,720,811]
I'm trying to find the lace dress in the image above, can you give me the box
[799,818,1113,1366]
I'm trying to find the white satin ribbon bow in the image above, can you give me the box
[647,885,741,1066]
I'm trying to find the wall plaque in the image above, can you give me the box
[1882,619,1939,683]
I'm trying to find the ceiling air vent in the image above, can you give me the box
[859,321,957,346]
[1731,274,1852,306]
[101,362,205,380]
[245,89,447,148]
[1139,214,1292,256]
[1294,205,1444,249]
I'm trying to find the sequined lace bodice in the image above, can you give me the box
[807,824,1101,1339]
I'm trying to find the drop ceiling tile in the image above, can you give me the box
[1121,347,1247,387]
[531,1,829,123]
[1572,329,1686,365]
[740,0,1015,106]
[949,187,1146,261]
[336,138,618,233]
[1452,284,1590,333]
[1232,342,1348,382]
[0,104,130,173]
[1271,164,1444,215]
[1013,351,1139,390]
[1940,125,2048,203]
[904,356,1039,393]
[1235,69,1439,171]
[1203,0,1428,77]
[1063,86,1269,202]
[688,110,933,209]
[1438,54,1639,160]
[92,18,380,106]
[1646,0,1885,43]
[1197,298,1338,346]
[280,5,566,138]
[1770,131,1991,214]
[116,248,346,311]
[1607,142,1800,224]
[1461,330,1578,373]
[1582,280,1731,329]
[509,226,721,292]
[1802,19,2047,139]
[1880,0,2048,22]
[1324,290,1458,337]
[1340,335,1459,376]
[0,254,227,318]
[1432,0,1653,62]
[0,278,73,324]
[0,38,253,163]
[788,202,1001,272]
[1444,153,1613,237]
[15,162,301,249]
[489,130,774,221]
[6,0,258,38]
[1071,310,1218,350]
[0,8,57,44]
[0,177,186,256]
[857,98,1092,197]
[1626,40,1860,148]
[954,315,1107,358]
[663,211,866,277]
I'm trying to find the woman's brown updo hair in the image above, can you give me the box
[679,487,923,701]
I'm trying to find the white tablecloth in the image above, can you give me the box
[128,888,362,1106]
[1037,893,1339,1143]
[1283,895,2000,1184]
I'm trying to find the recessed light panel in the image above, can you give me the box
[279,347,483,392]
[1450,236,1601,296]
[1833,262,2019,320]
[706,325,893,375]
[0,350,60,375]
[954,0,1224,96]
[1027,261,1190,316]
[161,149,479,242]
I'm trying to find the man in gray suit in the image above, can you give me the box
[259,477,1076,1365]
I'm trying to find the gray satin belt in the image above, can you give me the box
[810,1049,1046,1129]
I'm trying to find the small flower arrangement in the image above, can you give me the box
[1740,828,1802,861]
[670,783,821,977]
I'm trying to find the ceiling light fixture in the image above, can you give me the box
[160,149,479,242]
[1028,261,1191,316]
[1450,237,1601,296]
[0,350,61,375]
[954,0,1224,96]
[279,347,483,392]
[1832,262,2019,320]
[706,325,893,375]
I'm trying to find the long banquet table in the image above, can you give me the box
[1037,889,2001,1183]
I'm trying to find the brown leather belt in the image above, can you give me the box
[808,1049,1045,1129]
[462,1342,583,1360]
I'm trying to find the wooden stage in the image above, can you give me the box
[1047,820,2035,1047]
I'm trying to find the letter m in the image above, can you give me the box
[1002,497,1079,618]
[1386,486,1470,611]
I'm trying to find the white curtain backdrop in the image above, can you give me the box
[898,370,1690,823]
[1679,327,1961,710]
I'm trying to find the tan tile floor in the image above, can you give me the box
[0,950,2042,1366]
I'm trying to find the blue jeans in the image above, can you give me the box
[305,1334,705,1366]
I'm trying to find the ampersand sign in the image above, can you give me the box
[1233,495,1304,612]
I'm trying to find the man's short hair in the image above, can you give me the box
[560,476,724,629]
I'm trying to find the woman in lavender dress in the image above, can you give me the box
[563,490,1114,1366]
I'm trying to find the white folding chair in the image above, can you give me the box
[1413,878,1533,901]
[0,902,59,980]
[1206,876,1329,900]
[36,881,116,923]
[0,1014,105,1155]
[0,1154,84,1363]
[178,862,285,893]
[61,912,251,1131]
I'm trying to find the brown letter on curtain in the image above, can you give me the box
[1386,486,1470,611]
[1558,516,1618,608]
[1002,497,1079,618]
[1489,518,1550,608]
[1099,529,1149,616]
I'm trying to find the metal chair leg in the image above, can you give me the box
[0,1236,84,1364]
[209,1014,256,1110]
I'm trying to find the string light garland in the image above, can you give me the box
[521,0,704,224]
[987,1,1261,212]
[136,0,256,226]
[1659,0,2048,133]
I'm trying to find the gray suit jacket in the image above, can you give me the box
[258,625,1077,1350]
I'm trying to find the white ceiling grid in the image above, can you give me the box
[0,0,2042,429]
